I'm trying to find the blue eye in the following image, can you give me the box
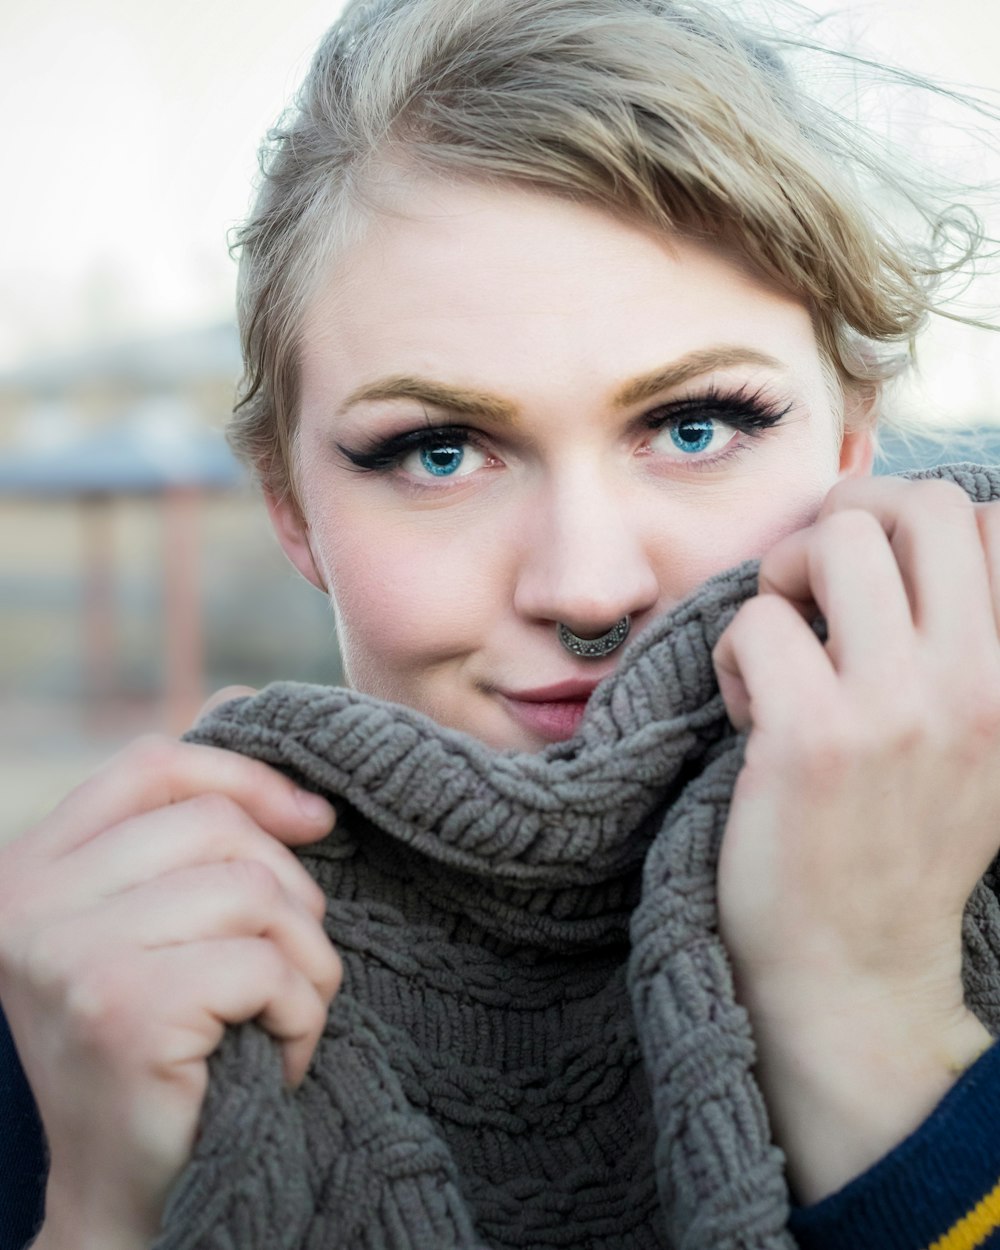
[400,437,486,480]
[652,416,736,460]
[669,419,714,454]
[337,424,492,481]
[419,444,465,476]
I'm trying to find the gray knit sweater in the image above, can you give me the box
[154,464,1000,1250]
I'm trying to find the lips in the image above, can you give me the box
[504,679,602,704]
[498,679,602,742]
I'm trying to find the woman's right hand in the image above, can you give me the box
[0,734,342,1250]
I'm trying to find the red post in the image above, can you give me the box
[162,487,204,733]
[80,495,116,714]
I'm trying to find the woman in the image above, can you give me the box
[3,0,1000,1246]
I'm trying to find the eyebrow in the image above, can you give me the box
[338,346,787,423]
[611,346,786,408]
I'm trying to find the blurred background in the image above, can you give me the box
[3,0,1000,843]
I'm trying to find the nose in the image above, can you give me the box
[513,471,660,639]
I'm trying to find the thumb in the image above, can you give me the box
[193,685,258,727]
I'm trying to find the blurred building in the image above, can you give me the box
[0,322,340,844]
[0,322,241,447]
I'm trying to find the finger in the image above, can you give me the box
[151,939,333,1088]
[38,737,335,857]
[194,686,257,727]
[60,795,330,921]
[713,593,838,733]
[70,860,341,1003]
[818,476,995,647]
[757,509,914,680]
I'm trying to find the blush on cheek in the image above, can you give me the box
[738,497,826,558]
[671,486,831,596]
[330,570,423,675]
[322,526,493,698]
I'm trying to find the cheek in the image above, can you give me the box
[722,495,823,561]
[657,472,837,597]
[309,507,505,690]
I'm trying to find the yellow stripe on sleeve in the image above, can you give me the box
[929,1179,1000,1250]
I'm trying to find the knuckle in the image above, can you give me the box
[255,941,289,992]
[725,591,785,636]
[857,685,932,756]
[302,876,329,921]
[796,738,853,792]
[818,474,892,517]
[14,923,76,994]
[978,505,1000,548]
[913,477,971,510]
[319,947,343,1001]
[125,733,180,776]
[195,685,256,725]
[306,999,330,1043]
[773,713,859,790]
[978,498,1000,527]
[959,688,1000,756]
[65,963,139,1053]
[880,710,928,758]
[753,544,784,586]
[301,979,330,1029]
[187,791,248,830]
[817,507,881,547]
[225,856,282,904]
[818,475,862,510]
[738,593,779,625]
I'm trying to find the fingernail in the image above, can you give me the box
[296,789,335,825]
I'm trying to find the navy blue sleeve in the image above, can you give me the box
[788,1039,1000,1250]
[0,1003,47,1250]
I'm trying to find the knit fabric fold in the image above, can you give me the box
[154,464,1000,1250]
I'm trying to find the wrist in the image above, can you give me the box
[787,1038,1000,1250]
[39,1174,157,1250]
[32,1224,150,1250]
[746,990,992,1204]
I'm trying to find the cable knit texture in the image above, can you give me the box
[153,464,1000,1250]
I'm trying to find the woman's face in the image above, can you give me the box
[269,180,872,750]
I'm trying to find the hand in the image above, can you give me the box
[0,734,341,1248]
[195,684,258,720]
[712,476,1000,1201]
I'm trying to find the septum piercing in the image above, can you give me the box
[557,616,631,659]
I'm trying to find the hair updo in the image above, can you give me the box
[229,0,985,508]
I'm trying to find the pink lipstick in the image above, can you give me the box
[499,679,601,742]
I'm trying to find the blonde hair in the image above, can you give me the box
[230,0,987,507]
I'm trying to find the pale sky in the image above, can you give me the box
[1,0,348,362]
[3,0,1000,421]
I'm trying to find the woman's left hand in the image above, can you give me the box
[713,475,1000,1203]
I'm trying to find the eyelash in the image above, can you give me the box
[335,384,792,475]
[337,424,488,474]
[645,384,791,441]
[645,385,795,465]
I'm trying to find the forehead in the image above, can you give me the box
[298,180,826,404]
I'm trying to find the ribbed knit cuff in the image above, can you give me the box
[0,1004,47,1249]
[788,1039,1000,1250]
